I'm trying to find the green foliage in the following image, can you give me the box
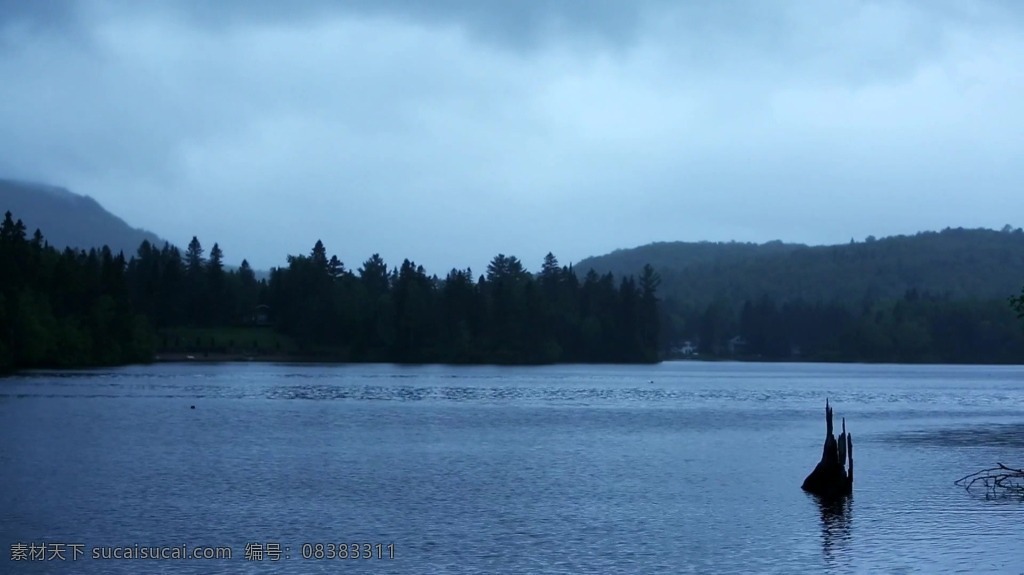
[579,229,1024,308]
[157,326,294,355]
[257,247,661,364]
[9,205,1019,370]
[671,292,1024,364]
[1011,286,1024,319]
[0,211,157,371]
[580,229,1024,364]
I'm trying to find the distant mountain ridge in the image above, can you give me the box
[0,178,169,257]
[5,176,1023,311]
[577,228,1024,308]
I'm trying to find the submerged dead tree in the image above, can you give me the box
[801,399,853,498]
[955,463,1024,500]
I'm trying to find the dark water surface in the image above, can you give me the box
[2,362,1022,574]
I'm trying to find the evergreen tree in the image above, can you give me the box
[638,264,661,360]
[359,254,390,297]
[231,259,259,325]
[184,236,206,325]
[0,212,680,370]
[1011,286,1024,319]
[540,252,561,289]
[185,236,205,274]
[311,240,328,272]
[327,255,345,280]
[0,211,155,371]
[207,243,227,324]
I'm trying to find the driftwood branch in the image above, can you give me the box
[955,463,1024,499]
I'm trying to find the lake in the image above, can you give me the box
[1,362,1022,574]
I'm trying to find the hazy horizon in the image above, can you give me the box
[8,175,1019,275]
[2,0,1022,273]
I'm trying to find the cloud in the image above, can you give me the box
[1,0,1022,273]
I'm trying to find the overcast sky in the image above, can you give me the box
[2,0,1022,273]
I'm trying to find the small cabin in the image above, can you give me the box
[727,335,747,355]
[252,304,271,326]
[675,341,699,357]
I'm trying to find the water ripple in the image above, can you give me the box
[3,362,1024,573]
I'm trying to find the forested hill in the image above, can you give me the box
[0,179,167,257]
[576,228,1024,364]
[577,228,1024,308]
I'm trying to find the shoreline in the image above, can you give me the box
[6,355,1023,376]
[153,352,300,363]
[151,352,661,366]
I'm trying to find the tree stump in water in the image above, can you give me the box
[801,399,853,499]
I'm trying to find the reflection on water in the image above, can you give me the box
[814,494,852,567]
[2,362,1023,574]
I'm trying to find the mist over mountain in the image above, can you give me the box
[5,175,1024,315]
[2,176,1023,365]
[0,178,169,257]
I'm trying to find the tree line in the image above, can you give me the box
[4,206,1023,372]
[579,228,1024,364]
[579,228,1024,310]
[673,290,1024,364]
[0,212,153,369]
[261,244,661,364]
[0,211,662,371]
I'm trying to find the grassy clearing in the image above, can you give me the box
[157,327,296,354]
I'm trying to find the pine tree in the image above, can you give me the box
[327,255,345,280]
[184,237,206,325]
[207,243,226,325]
[185,236,205,274]
[639,264,661,360]
[311,240,328,272]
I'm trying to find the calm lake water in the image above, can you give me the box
[1,362,1022,574]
